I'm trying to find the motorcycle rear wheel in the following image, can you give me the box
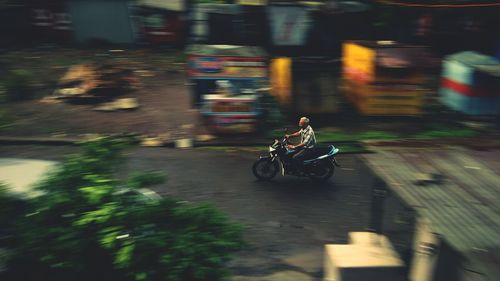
[308,162,335,181]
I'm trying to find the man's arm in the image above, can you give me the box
[285,131,301,139]
[292,142,306,149]
[286,130,304,149]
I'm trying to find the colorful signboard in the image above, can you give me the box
[203,98,259,133]
[188,56,267,79]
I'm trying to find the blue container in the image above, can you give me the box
[442,51,500,90]
[440,88,500,115]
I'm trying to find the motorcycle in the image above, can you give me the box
[252,136,340,181]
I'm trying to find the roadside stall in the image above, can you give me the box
[440,51,500,116]
[341,41,434,116]
[187,44,268,133]
[270,56,340,114]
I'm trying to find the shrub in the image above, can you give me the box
[1,137,243,281]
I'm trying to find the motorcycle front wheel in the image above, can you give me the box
[252,158,279,181]
[308,161,335,181]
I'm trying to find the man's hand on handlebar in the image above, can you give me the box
[287,144,295,150]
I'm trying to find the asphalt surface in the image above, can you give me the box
[0,145,374,280]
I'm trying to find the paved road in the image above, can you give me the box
[0,145,374,280]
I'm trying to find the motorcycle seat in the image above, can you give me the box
[304,145,337,160]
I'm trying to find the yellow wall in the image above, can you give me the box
[342,42,376,83]
[270,57,292,105]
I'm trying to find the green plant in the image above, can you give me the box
[3,69,35,101]
[172,52,188,64]
[0,84,5,103]
[127,171,167,189]
[356,131,400,140]
[0,183,26,234]
[412,123,478,139]
[0,110,13,131]
[195,0,231,3]
[2,137,243,281]
[270,129,401,143]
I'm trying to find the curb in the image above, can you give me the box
[0,136,371,154]
[0,136,80,146]
[2,136,499,151]
[191,140,365,147]
[192,140,372,154]
[0,134,140,147]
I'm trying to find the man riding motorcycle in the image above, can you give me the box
[252,116,339,181]
[285,117,316,171]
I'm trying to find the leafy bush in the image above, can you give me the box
[1,137,243,281]
[0,183,27,242]
[2,69,35,101]
[0,110,13,131]
[412,123,478,139]
[127,171,167,189]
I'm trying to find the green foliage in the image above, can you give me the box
[0,109,14,131]
[38,137,130,194]
[195,0,231,3]
[270,124,479,143]
[0,84,5,103]
[412,123,478,139]
[172,52,188,63]
[2,137,243,281]
[127,171,167,189]
[2,69,35,101]
[270,129,400,143]
[0,183,26,238]
[356,131,400,140]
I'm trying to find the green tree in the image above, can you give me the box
[1,137,243,281]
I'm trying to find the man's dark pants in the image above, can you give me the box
[291,148,312,170]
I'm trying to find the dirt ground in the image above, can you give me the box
[1,47,197,139]
[2,72,195,138]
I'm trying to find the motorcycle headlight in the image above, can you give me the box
[269,146,276,152]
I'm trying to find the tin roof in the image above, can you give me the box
[362,147,500,281]
[445,51,500,77]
